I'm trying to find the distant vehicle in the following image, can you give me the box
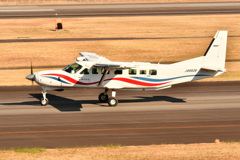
[26,31,228,107]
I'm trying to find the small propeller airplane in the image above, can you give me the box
[26,31,228,107]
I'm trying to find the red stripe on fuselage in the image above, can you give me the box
[42,74,170,86]
[107,77,170,86]
[43,73,99,85]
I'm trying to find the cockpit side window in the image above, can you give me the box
[63,63,82,74]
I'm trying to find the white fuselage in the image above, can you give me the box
[33,60,219,91]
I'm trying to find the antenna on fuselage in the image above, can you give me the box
[158,59,163,64]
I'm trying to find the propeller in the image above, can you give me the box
[26,60,35,86]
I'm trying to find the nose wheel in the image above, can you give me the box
[98,89,118,107]
[40,90,49,106]
[108,97,118,107]
[40,98,49,106]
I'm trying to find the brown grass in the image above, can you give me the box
[1,15,240,67]
[0,68,57,86]
[1,15,240,86]
[2,15,240,40]
[0,143,240,160]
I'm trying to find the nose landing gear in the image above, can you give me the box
[40,90,49,106]
[108,97,118,107]
[98,89,118,107]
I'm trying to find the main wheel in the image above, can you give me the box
[40,98,49,106]
[98,93,109,103]
[108,97,118,107]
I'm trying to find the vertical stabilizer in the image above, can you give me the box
[202,31,228,71]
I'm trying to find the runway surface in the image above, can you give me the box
[1,35,240,43]
[1,2,240,19]
[0,82,239,149]
[0,36,214,43]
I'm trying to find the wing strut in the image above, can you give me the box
[98,67,110,86]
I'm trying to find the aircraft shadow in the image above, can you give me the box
[119,96,186,103]
[0,94,87,112]
[30,94,87,112]
[30,94,186,110]
[0,94,186,112]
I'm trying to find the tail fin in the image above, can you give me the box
[202,31,228,71]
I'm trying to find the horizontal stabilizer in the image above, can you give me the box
[201,66,226,72]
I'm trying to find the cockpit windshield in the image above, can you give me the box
[63,63,82,74]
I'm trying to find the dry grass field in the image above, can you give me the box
[0,14,240,86]
[0,142,240,160]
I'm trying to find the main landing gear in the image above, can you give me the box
[98,89,118,107]
[39,88,118,107]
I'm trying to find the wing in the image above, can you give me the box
[94,63,135,69]
[79,52,111,63]
[80,52,137,69]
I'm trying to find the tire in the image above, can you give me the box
[108,97,118,107]
[40,98,49,106]
[98,93,108,103]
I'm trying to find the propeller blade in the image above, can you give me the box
[31,61,34,86]
[31,61,33,75]
[26,60,35,88]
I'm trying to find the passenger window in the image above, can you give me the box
[114,69,122,74]
[129,69,137,75]
[149,69,157,75]
[80,68,89,74]
[92,68,98,74]
[101,68,110,74]
[140,70,146,75]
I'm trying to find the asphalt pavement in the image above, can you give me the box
[1,2,240,18]
[0,83,239,149]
